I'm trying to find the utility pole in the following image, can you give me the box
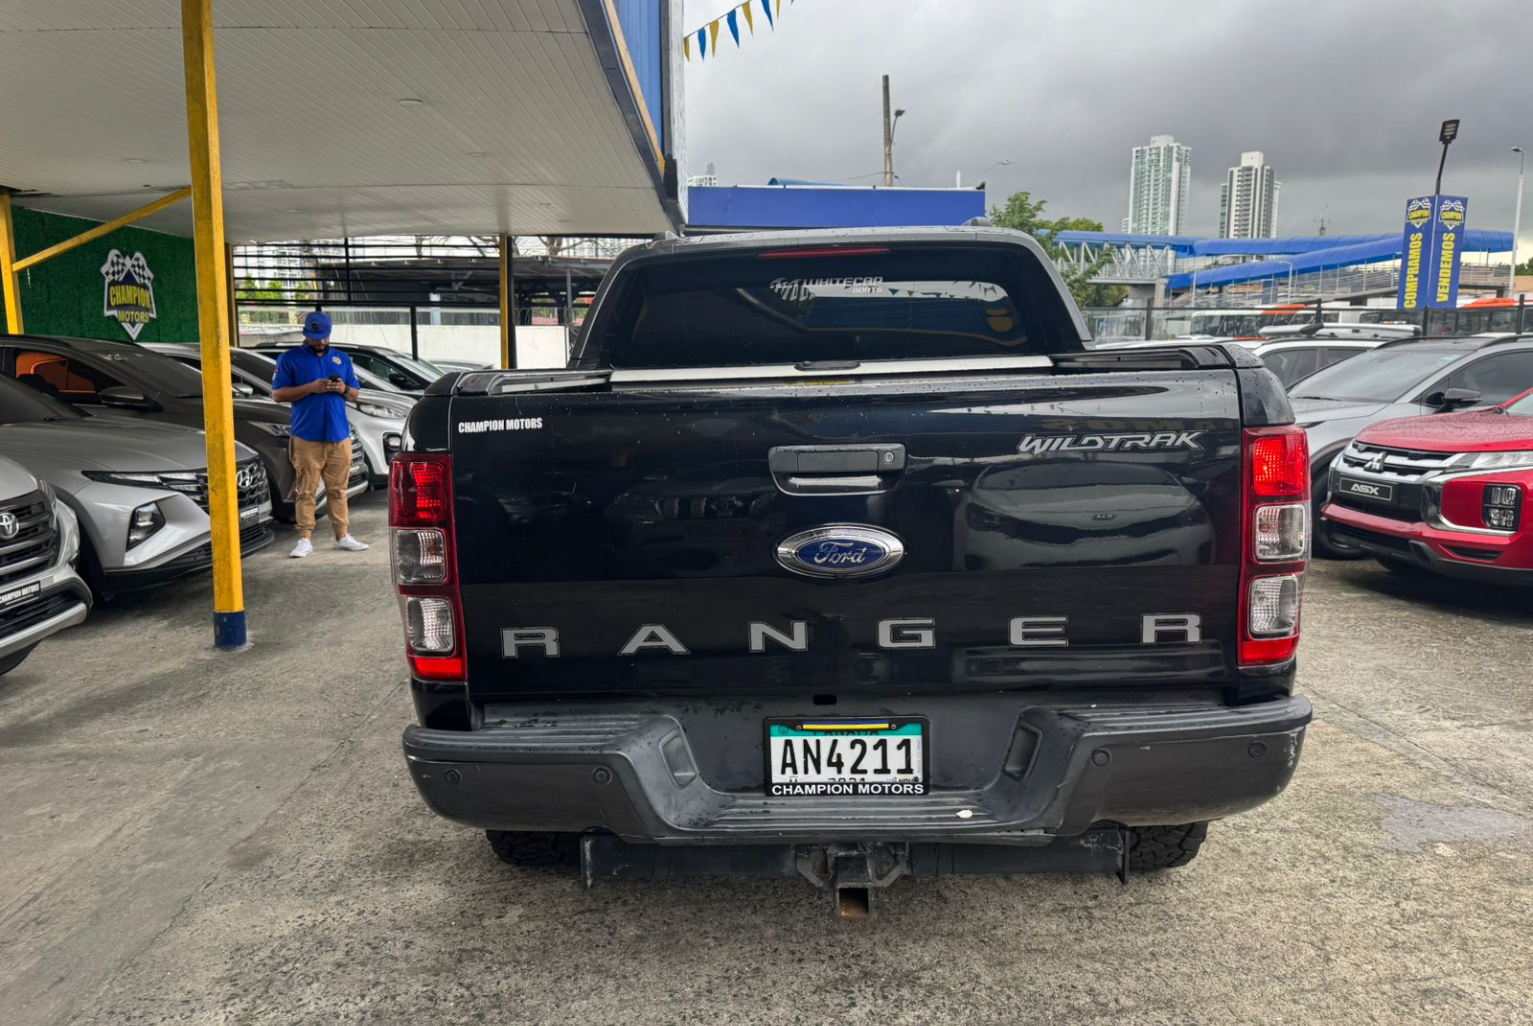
[882,75,893,186]
[881,76,904,187]
[1512,146,1525,295]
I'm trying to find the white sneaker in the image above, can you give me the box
[334,534,369,552]
[290,538,313,558]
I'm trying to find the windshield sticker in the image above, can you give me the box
[769,276,884,307]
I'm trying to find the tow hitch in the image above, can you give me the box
[580,828,1129,918]
[795,842,910,919]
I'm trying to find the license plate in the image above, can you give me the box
[0,581,41,608]
[765,718,928,797]
[1339,477,1394,502]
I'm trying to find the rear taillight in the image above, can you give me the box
[1241,427,1309,667]
[390,455,464,681]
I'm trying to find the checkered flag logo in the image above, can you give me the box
[100,248,158,340]
[100,250,154,284]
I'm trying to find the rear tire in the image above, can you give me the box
[1127,822,1209,871]
[486,830,579,871]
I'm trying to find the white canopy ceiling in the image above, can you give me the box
[0,0,674,240]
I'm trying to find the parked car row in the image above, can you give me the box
[1104,326,1533,586]
[143,344,409,486]
[0,333,437,677]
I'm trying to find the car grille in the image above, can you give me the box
[1337,442,1457,479]
[174,458,269,514]
[349,436,367,486]
[1331,493,1421,521]
[0,491,59,588]
[0,591,82,636]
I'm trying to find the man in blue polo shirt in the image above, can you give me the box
[270,311,369,558]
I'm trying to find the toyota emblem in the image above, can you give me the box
[0,512,17,540]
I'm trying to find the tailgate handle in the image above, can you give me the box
[768,444,905,495]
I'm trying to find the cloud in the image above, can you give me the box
[682,0,1527,247]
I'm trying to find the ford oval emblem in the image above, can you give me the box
[775,525,905,580]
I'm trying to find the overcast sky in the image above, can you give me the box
[681,0,1529,251]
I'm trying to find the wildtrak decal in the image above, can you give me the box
[1016,430,1204,457]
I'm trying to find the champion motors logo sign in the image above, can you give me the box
[1404,197,1433,229]
[1438,198,1466,230]
[100,249,158,341]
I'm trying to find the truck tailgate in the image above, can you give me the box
[446,366,1244,700]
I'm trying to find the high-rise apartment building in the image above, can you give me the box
[1218,151,1281,239]
[1124,135,1192,235]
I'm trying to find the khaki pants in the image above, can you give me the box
[290,438,352,541]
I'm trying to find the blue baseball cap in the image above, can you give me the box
[302,310,332,340]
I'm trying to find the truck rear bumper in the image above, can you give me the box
[402,694,1310,844]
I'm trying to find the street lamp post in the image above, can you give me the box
[957,159,1013,189]
[1512,146,1525,295]
[1435,119,1460,196]
[881,75,905,187]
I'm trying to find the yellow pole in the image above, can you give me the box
[499,234,515,369]
[13,187,191,272]
[181,0,245,649]
[0,194,23,334]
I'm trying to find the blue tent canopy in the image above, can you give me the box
[1165,229,1513,289]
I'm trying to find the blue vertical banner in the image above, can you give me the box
[1425,195,1468,309]
[1397,196,1434,310]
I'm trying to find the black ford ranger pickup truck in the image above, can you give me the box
[392,227,1312,915]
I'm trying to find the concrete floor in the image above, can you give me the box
[3,494,1532,1025]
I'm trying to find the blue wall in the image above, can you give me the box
[688,186,986,230]
[612,0,665,148]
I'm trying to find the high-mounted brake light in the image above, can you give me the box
[390,455,464,682]
[756,246,890,260]
[1240,427,1309,667]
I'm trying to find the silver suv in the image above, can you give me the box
[0,376,273,597]
[0,454,91,676]
[142,343,410,487]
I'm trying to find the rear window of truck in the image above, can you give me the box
[576,243,1084,369]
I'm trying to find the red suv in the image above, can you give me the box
[1320,387,1533,584]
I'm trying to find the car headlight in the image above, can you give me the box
[82,470,173,487]
[356,402,402,419]
[257,422,292,437]
[1466,451,1533,472]
[127,501,166,549]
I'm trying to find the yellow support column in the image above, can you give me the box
[0,194,23,335]
[499,234,516,369]
[181,0,246,649]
